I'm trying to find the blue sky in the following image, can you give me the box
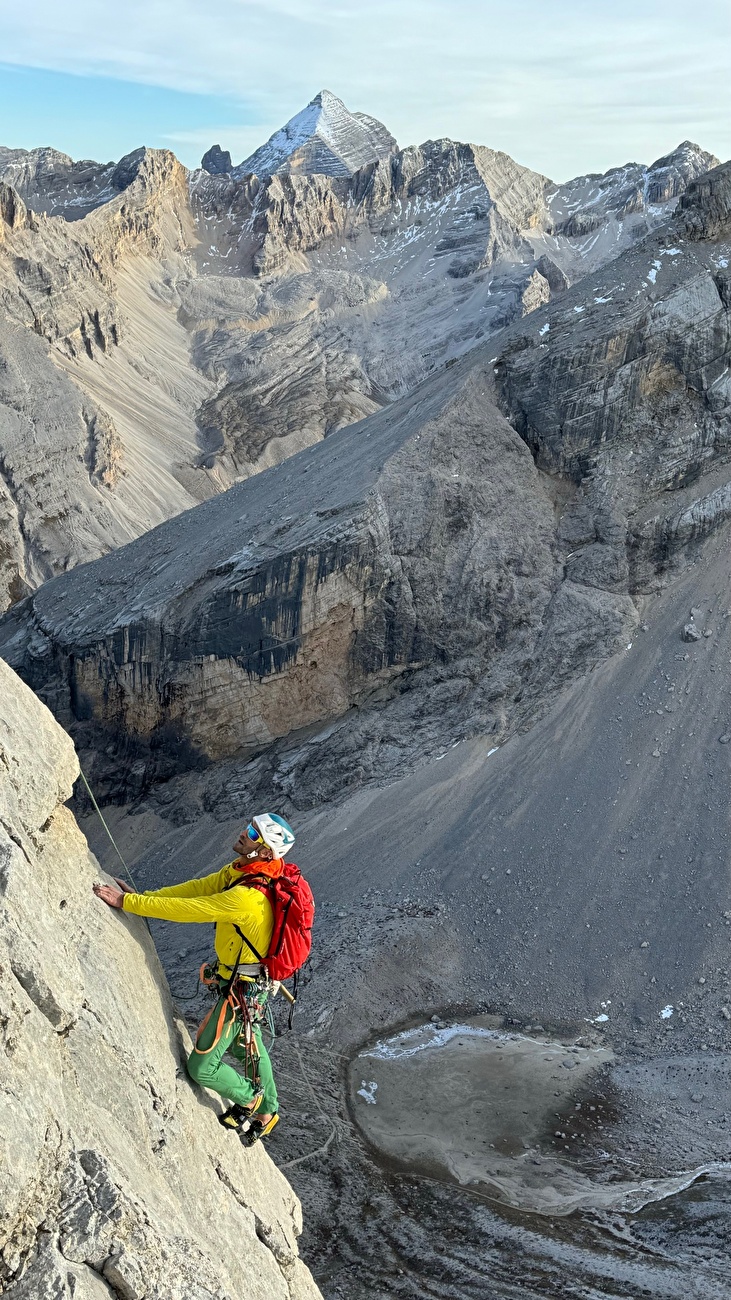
[0,0,728,181]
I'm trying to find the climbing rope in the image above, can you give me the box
[279,1040,338,1169]
[79,765,153,936]
[78,765,140,893]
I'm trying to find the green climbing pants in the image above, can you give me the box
[187,996,278,1114]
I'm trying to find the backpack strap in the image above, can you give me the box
[223,873,273,981]
[232,923,265,966]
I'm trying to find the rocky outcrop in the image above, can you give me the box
[0,350,642,807]
[201,144,232,176]
[679,159,731,240]
[492,181,731,593]
[0,656,320,1298]
[646,140,720,202]
[233,90,397,179]
[542,142,718,277]
[0,183,31,239]
[0,146,116,219]
[0,153,217,610]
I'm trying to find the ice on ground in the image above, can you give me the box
[357,1080,378,1104]
[363,1023,499,1061]
[660,1006,674,1019]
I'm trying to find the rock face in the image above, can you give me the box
[493,158,731,593]
[679,158,731,240]
[0,101,720,614]
[201,143,232,176]
[2,160,730,810]
[233,90,398,179]
[0,350,639,806]
[0,147,219,609]
[0,146,117,219]
[0,656,320,1298]
[544,141,718,273]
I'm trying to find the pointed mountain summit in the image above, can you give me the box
[232,89,397,179]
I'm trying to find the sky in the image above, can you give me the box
[0,0,728,182]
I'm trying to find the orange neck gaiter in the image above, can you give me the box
[232,856,285,879]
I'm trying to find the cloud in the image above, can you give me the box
[0,0,728,177]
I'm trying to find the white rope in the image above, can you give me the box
[78,765,140,892]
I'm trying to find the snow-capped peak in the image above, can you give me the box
[232,90,397,180]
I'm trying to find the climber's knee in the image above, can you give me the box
[187,1048,215,1088]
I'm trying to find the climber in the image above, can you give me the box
[93,813,300,1144]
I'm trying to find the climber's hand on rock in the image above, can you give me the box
[113,877,135,893]
[93,883,125,909]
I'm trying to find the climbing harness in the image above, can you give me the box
[194,954,277,1111]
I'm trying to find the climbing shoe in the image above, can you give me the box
[218,1092,264,1132]
[243,1113,280,1145]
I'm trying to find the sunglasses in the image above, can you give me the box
[245,823,265,845]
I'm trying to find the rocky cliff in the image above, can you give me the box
[0,98,717,614]
[1,159,729,813]
[0,148,219,609]
[0,146,117,219]
[0,656,320,1298]
[493,159,731,594]
[0,346,633,809]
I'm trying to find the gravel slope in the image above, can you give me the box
[78,530,731,1298]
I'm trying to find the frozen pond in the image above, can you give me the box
[350,1018,725,1216]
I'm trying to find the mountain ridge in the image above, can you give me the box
[231,89,398,179]
[0,95,721,616]
[2,159,729,809]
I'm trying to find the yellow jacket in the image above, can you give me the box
[122,861,275,976]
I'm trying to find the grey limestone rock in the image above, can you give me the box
[0,113,722,620]
[544,142,718,273]
[536,254,570,294]
[679,159,731,241]
[0,657,320,1298]
[235,89,397,179]
[0,145,117,219]
[492,189,731,592]
[682,623,702,641]
[201,143,232,176]
[0,350,640,805]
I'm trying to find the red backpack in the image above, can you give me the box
[232,865,314,982]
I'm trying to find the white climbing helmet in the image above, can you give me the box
[253,812,296,859]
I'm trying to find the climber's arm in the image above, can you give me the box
[120,888,252,924]
[133,865,234,899]
[93,864,237,912]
